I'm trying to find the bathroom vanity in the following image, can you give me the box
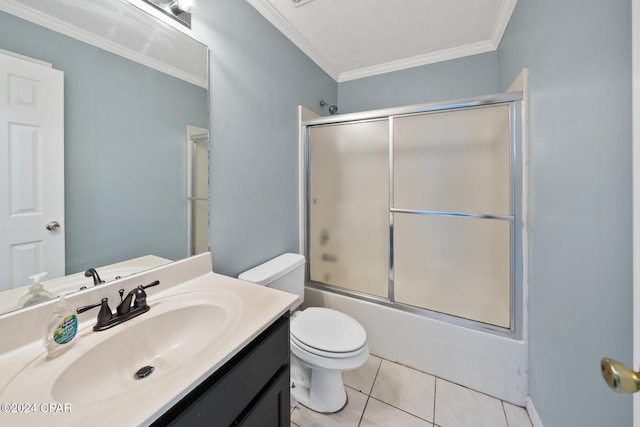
[154,314,290,426]
[0,253,297,427]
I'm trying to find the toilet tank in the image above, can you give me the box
[238,253,306,308]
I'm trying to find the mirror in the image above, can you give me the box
[187,125,210,256]
[0,0,209,315]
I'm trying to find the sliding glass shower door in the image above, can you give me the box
[306,94,522,334]
[392,106,513,328]
[308,119,389,298]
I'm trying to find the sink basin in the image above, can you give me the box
[0,290,241,407]
[53,302,227,404]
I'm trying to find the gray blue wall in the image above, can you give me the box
[498,0,633,425]
[338,52,498,113]
[334,0,633,425]
[0,12,208,274]
[192,0,337,277]
[197,0,633,424]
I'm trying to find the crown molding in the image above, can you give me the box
[248,0,515,84]
[0,0,207,88]
[246,0,340,81]
[491,0,517,48]
[337,40,497,83]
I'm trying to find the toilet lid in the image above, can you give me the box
[291,307,367,353]
[291,335,367,359]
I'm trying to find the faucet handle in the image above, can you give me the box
[77,298,105,313]
[140,280,160,290]
[132,288,147,309]
[132,280,161,310]
[77,298,113,329]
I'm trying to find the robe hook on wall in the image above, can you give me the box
[319,100,338,115]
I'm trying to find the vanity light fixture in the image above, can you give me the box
[141,0,195,28]
[174,0,196,13]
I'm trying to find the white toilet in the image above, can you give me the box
[238,253,369,413]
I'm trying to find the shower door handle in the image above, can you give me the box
[601,357,640,392]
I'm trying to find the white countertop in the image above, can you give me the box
[0,253,297,426]
[0,255,172,316]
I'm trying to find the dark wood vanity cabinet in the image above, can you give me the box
[152,314,290,427]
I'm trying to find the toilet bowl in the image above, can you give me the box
[289,307,369,412]
[238,253,369,413]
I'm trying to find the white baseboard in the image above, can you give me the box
[527,397,544,427]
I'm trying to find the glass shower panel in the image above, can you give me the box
[393,105,511,215]
[393,213,511,327]
[308,120,389,298]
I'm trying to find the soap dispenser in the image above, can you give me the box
[17,272,54,308]
[43,292,78,358]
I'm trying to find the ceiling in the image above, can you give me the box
[247,0,516,82]
[0,0,207,87]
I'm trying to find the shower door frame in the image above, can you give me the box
[302,92,524,339]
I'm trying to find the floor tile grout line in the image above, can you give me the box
[373,353,511,407]
[366,395,435,424]
[357,394,371,426]
[357,356,383,426]
[369,356,383,395]
[369,357,438,424]
[501,400,510,427]
[372,355,516,416]
[433,373,531,425]
[433,376,438,425]
[435,375,509,403]
[292,354,533,427]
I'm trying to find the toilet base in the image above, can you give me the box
[290,354,348,413]
[294,391,349,414]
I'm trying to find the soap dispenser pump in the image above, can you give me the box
[17,272,54,308]
[43,292,78,358]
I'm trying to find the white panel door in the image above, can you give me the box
[634,0,640,424]
[0,51,64,292]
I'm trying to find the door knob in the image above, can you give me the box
[45,221,61,231]
[601,357,640,393]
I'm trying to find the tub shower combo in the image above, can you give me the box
[302,92,524,337]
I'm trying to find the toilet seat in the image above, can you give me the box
[290,334,366,359]
[290,338,370,372]
[291,307,367,357]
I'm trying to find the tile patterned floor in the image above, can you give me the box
[291,355,533,427]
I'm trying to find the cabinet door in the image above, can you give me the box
[153,315,290,427]
[237,367,290,427]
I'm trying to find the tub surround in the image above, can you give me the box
[304,287,527,406]
[0,253,297,426]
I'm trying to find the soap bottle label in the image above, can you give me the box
[53,315,78,345]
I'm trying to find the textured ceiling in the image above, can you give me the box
[247,0,516,82]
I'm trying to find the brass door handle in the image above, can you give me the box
[601,357,640,393]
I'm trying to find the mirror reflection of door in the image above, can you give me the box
[0,50,64,291]
[187,125,209,256]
